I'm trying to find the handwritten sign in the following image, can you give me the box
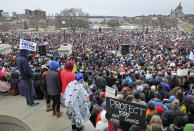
[105,86,117,98]
[177,69,188,76]
[20,39,37,52]
[106,97,147,128]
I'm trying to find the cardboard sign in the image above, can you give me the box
[105,86,116,98]
[177,69,188,76]
[106,97,147,128]
[20,39,37,51]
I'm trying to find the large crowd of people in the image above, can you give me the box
[0,29,194,131]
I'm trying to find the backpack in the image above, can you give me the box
[33,73,44,100]
[9,77,19,96]
[18,80,25,96]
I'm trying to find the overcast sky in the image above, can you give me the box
[1,0,194,16]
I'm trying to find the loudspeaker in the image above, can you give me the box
[99,28,101,33]
[39,45,46,56]
[121,44,129,55]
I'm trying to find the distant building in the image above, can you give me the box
[12,12,17,17]
[32,10,46,19]
[170,2,184,18]
[25,9,32,15]
[0,10,3,17]
[1,12,9,18]
[24,9,46,19]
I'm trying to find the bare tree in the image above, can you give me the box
[0,23,12,32]
[107,20,120,28]
[56,8,90,31]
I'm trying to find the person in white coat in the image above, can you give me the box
[65,73,91,131]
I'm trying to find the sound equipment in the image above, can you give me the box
[39,45,46,56]
[121,44,129,55]
[99,28,102,33]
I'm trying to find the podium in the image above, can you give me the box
[58,44,72,56]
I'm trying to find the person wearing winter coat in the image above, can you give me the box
[160,78,171,93]
[60,61,75,94]
[46,61,62,118]
[16,49,39,106]
[187,104,194,124]
[96,110,108,131]
[169,116,187,131]
[0,71,10,93]
[165,96,176,110]
[162,100,185,127]
[147,115,167,131]
[148,93,165,111]
[95,73,107,92]
[65,73,91,131]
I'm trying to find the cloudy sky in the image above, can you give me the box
[1,0,194,16]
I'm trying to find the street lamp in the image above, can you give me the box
[61,21,67,45]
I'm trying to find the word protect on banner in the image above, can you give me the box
[20,39,37,52]
[106,97,147,129]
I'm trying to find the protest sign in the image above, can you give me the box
[20,39,37,52]
[105,86,117,98]
[119,66,125,75]
[177,69,188,76]
[106,97,147,128]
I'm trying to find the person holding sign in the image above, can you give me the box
[16,49,39,106]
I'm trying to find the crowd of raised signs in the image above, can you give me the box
[0,29,194,131]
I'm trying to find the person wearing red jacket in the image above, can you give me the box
[60,61,75,94]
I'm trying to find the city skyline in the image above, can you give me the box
[1,0,194,17]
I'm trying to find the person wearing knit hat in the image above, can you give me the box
[16,49,39,106]
[65,72,91,130]
[155,106,164,115]
[165,96,176,110]
[60,61,75,94]
[46,60,62,118]
[146,102,155,116]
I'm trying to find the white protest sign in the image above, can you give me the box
[105,86,116,98]
[20,39,37,52]
[177,69,188,76]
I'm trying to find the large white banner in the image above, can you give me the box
[20,39,37,52]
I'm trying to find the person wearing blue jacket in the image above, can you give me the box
[16,49,39,106]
